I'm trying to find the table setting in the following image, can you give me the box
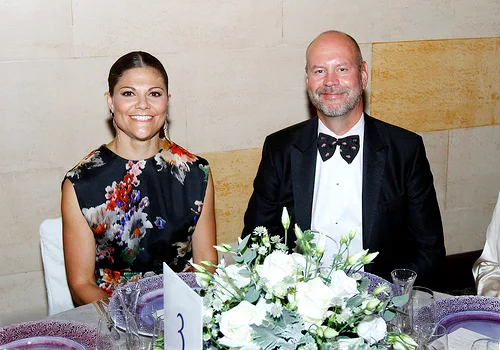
[0,271,499,349]
[1,208,500,349]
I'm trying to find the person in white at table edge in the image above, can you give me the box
[473,191,500,297]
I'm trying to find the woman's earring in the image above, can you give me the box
[112,113,120,142]
[163,116,170,140]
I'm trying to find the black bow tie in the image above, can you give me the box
[317,133,360,164]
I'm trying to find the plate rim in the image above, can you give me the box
[1,335,85,350]
[0,320,95,349]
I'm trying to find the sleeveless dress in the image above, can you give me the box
[64,139,210,295]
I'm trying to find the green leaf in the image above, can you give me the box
[244,285,260,303]
[383,309,396,321]
[392,294,409,307]
[241,248,257,264]
[238,234,251,251]
[252,310,307,350]
[233,255,244,263]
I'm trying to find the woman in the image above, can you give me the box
[61,51,218,305]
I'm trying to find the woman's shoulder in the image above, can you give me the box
[64,145,110,181]
[154,139,210,184]
[157,139,209,166]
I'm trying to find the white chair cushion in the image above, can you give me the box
[40,217,74,315]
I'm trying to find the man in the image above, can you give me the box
[242,30,445,288]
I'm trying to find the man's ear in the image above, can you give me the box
[361,61,369,89]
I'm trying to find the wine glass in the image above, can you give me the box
[152,314,165,350]
[471,338,500,350]
[97,316,127,350]
[412,322,447,349]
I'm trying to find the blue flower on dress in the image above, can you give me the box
[155,216,166,229]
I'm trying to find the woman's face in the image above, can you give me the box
[105,67,170,143]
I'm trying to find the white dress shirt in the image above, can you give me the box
[311,114,365,266]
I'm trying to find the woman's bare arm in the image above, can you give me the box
[61,179,107,305]
[191,170,218,272]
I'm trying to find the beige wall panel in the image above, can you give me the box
[72,0,282,58]
[446,125,500,209]
[419,131,449,211]
[0,59,113,174]
[283,0,385,46]
[371,37,500,132]
[0,168,63,276]
[0,271,47,327]
[454,0,500,38]
[182,48,310,153]
[442,204,496,254]
[378,0,454,42]
[0,0,73,61]
[283,0,454,46]
[201,148,262,244]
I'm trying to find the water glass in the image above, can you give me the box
[413,322,447,349]
[391,269,418,296]
[411,286,436,329]
[116,281,141,314]
[391,268,417,333]
[471,338,500,350]
[123,308,159,350]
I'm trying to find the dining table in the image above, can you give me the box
[0,275,498,350]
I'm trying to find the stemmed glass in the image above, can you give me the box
[97,314,127,350]
[412,322,447,349]
[390,268,417,333]
[471,338,500,350]
[152,314,165,350]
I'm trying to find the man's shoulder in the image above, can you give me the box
[368,115,422,142]
[265,118,314,144]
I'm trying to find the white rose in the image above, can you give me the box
[356,315,387,344]
[219,300,265,348]
[329,270,358,298]
[337,337,365,349]
[213,264,251,299]
[291,253,306,272]
[255,252,298,295]
[295,277,334,325]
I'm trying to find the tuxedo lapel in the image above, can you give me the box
[290,117,318,230]
[362,116,387,250]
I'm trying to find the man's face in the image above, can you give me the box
[306,34,367,119]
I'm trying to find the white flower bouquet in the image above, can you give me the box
[193,208,417,350]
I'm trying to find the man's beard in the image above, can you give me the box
[308,84,363,118]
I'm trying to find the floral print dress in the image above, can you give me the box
[64,139,209,296]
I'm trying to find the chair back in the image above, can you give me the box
[39,217,74,315]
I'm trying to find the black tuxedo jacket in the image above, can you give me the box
[243,114,445,288]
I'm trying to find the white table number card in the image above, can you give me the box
[163,262,203,349]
